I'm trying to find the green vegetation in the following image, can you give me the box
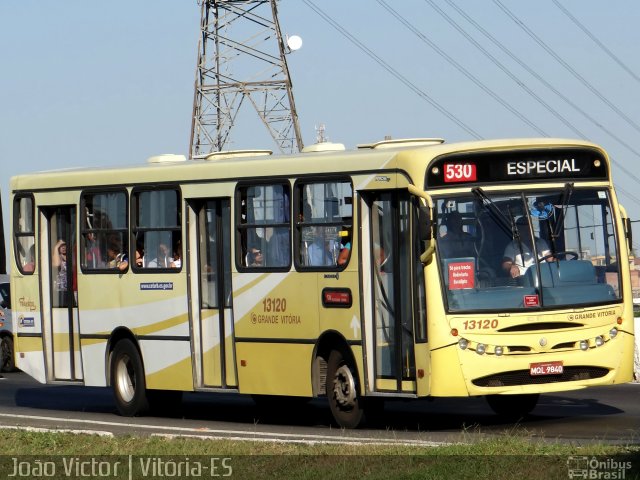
[0,429,638,479]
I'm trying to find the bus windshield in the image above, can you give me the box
[435,186,621,312]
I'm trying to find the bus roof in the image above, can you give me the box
[10,137,606,193]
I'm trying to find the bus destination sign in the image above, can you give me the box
[426,148,608,188]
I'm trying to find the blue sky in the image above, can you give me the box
[2,1,640,254]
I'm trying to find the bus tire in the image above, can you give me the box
[110,339,149,416]
[0,335,15,372]
[327,349,364,428]
[486,393,539,420]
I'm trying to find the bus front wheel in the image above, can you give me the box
[327,349,364,428]
[486,393,539,420]
[111,339,149,416]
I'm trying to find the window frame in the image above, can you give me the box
[293,176,354,272]
[235,180,292,272]
[13,194,36,275]
[131,186,182,273]
[80,188,130,274]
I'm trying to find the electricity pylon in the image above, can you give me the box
[189,0,304,157]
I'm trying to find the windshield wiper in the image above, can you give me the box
[552,183,574,242]
[472,187,513,236]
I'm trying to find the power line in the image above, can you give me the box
[493,0,640,136]
[304,0,640,218]
[615,184,640,210]
[376,0,548,137]
[301,0,483,140]
[551,0,640,85]
[441,0,640,195]
[421,0,586,139]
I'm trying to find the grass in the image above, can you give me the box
[0,429,638,479]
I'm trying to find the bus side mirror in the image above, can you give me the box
[418,205,436,263]
[625,217,633,252]
[418,206,432,242]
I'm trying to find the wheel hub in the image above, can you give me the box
[333,365,356,408]
[115,354,135,403]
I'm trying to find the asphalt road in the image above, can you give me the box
[0,371,638,446]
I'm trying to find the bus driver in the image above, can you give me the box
[501,216,552,278]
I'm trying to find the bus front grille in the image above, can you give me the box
[472,366,609,387]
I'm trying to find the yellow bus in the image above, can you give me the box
[10,138,635,428]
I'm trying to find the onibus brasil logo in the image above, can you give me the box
[567,456,632,479]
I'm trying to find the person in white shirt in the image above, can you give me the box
[502,216,552,278]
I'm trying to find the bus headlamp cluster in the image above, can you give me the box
[458,327,619,355]
[579,329,618,351]
[458,338,504,356]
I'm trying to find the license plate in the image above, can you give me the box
[530,361,564,376]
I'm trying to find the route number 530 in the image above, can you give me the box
[444,163,477,183]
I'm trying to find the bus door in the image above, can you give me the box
[361,191,428,395]
[41,206,83,382]
[187,199,237,389]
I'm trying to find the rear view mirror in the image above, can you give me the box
[419,206,432,242]
[625,217,633,252]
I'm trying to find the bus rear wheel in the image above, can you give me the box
[327,349,364,428]
[111,339,149,416]
[486,393,539,420]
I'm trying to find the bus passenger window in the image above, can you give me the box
[132,188,181,272]
[14,195,35,274]
[237,183,291,269]
[81,191,128,272]
[295,179,353,269]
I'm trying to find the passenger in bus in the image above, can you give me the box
[337,240,351,266]
[502,216,552,278]
[248,247,264,267]
[439,211,475,259]
[147,243,170,268]
[84,209,102,268]
[308,238,334,266]
[52,239,68,291]
[23,245,36,272]
[84,232,102,268]
[170,240,182,268]
[135,244,144,268]
[106,241,129,271]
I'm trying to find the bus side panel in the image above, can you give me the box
[235,343,314,396]
[428,346,469,397]
[318,271,360,341]
[423,262,469,396]
[12,274,47,384]
[79,339,108,387]
[233,272,318,396]
[141,339,195,391]
[77,273,192,390]
[317,270,364,390]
